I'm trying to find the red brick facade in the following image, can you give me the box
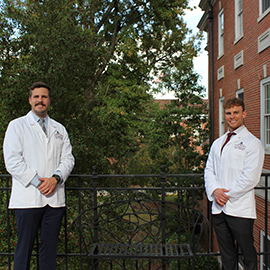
[198,0,270,165]
[198,0,270,168]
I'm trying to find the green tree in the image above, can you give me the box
[0,1,209,268]
[127,65,209,176]
[149,69,209,173]
[0,0,205,175]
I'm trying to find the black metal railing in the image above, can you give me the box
[0,169,269,269]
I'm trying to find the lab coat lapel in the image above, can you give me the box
[47,117,58,139]
[224,127,248,151]
[27,111,46,137]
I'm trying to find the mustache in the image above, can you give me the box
[35,102,45,106]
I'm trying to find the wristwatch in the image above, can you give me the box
[52,174,61,184]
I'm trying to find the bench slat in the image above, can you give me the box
[89,243,193,259]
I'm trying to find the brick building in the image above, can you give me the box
[198,0,270,268]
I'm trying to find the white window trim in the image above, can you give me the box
[258,0,270,21]
[218,8,224,58]
[234,50,244,69]
[258,28,270,53]
[235,0,243,42]
[260,76,270,154]
[219,97,225,137]
[236,88,244,99]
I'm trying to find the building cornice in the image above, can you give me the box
[197,0,216,32]
[199,0,217,11]
[197,11,209,31]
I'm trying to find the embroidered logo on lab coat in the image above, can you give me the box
[234,142,246,151]
[55,131,63,140]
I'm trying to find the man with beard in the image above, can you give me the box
[3,82,75,270]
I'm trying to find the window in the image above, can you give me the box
[219,97,225,136]
[236,88,244,100]
[235,0,243,41]
[261,77,270,151]
[218,9,224,57]
[259,0,270,17]
[263,0,270,13]
[260,230,270,270]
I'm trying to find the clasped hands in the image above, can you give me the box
[38,177,58,196]
[213,188,230,207]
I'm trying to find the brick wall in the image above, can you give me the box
[209,0,270,169]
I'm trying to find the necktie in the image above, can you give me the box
[221,132,235,153]
[39,118,47,136]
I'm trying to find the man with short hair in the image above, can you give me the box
[3,82,75,270]
[204,98,264,270]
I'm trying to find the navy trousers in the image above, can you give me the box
[14,205,65,270]
[212,212,257,270]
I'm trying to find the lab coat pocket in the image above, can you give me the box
[51,132,64,157]
[229,148,246,169]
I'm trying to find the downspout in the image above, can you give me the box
[208,3,214,144]
[207,1,215,254]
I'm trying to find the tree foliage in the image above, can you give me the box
[0,0,207,175]
[149,69,209,173]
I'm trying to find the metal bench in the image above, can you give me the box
[72,190,208,269]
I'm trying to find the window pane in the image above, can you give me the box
[263,0,270,12]
[220,13,224,31]
[266,117,270,145]
[236,0,243,38]
[262,80,270,148]
[266,99,270,114]
[238,0,243,12]
[218,10,224,56]
[238,92,244,101]
[265,84,270,114]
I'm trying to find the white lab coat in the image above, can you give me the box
[204,126,265,219]
[3,111,75,209]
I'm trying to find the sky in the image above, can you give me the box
[154,0,208,99]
